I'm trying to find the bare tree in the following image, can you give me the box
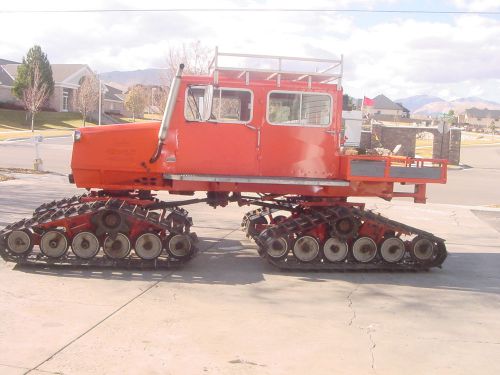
[75,74,99,127]
[22,60,50,132]
[158,41,213,111]
[125,85,147,121]
[166,41,212,83]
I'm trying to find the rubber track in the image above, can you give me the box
[253,206,447,271]
[0,196,196,269]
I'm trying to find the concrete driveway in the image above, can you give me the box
[0,173,499,374]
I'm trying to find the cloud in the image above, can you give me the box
[451,0,500,11]
[1,0,500,101]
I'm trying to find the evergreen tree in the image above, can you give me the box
[12,45,54,101]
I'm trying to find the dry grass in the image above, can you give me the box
[0,167,47,174]
[0,174,14,182]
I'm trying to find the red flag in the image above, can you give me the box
[363,96,374,106]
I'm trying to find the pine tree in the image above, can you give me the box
[12,46,55,131]
[13,45,55,101]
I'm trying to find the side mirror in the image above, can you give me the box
[202,85,214,121]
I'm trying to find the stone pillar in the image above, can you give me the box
[448,128,461,165]
[360,131,372,150]
[433,131,450,160]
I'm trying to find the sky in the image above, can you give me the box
[1,0,500,102]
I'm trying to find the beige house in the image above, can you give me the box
[364,94,410,117]
[463,108,500,130]
[102,83,126,115]
[0,62,126,116]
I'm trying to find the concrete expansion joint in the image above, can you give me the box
[346,284,360,326]
[346,284,377,371]
[450,210,460,226]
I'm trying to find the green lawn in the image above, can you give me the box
[115,113,162,123]
[0,108,96,131]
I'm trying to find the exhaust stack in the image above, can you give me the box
[149,63,185,163]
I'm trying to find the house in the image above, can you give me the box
[364,94,410,117]
[0,61,126,115]
[463,108,500,130]
[102,83,126,115]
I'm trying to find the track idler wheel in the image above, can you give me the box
[40,230,69,258]
[293,235,320,262]
[330,215,359,240]
[6,229,34,255]
[352,237,377,263]
[103,233,131,259]
[72,231,100,259]
[92,209,129,237]
[166,234,193,260]
[411,236,435,262]
[134,233,163,260]
[380,237,406,263]
[323,237,348,262]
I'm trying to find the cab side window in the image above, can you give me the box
[212,89,252,122]
[268,91,331,126]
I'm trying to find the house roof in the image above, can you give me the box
[0,58,19,65]
[0,66,14,86]
[465,107,500,119]
[2,63,90,84]
[373,94,407,111]
[103,83,125,102]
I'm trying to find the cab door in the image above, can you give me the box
[259,90,339,179]
[175,86,260,176]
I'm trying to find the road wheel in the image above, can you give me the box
[293,235,320,262]
[40,230,69,258]
[380,237,405,263]
[72,231,100,259]
[323,237,348,262]
[6,230,34,255]
[352,237,377,263]
[103,233,131,259]
[135,233,163,260]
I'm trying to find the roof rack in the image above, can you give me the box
[208,47,343,90]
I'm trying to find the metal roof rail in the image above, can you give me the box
[209,47,343,90]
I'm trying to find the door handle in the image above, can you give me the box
[243,123,261,148]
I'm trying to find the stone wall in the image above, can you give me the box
[365,124,461,165]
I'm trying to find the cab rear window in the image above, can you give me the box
[267,91,331,126]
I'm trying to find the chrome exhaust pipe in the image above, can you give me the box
[150,63,185,163]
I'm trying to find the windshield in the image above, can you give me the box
[185,86,205,121]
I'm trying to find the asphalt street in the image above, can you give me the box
[0,136,498,206]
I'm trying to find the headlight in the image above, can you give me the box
[73,130,82,142]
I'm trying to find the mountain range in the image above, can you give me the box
[100,68,500,116]
[395,95,500,115]
[100,68,167,87]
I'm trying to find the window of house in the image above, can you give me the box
[211,89,252,123]
[62,89,69,112]
[267,91,331,126]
